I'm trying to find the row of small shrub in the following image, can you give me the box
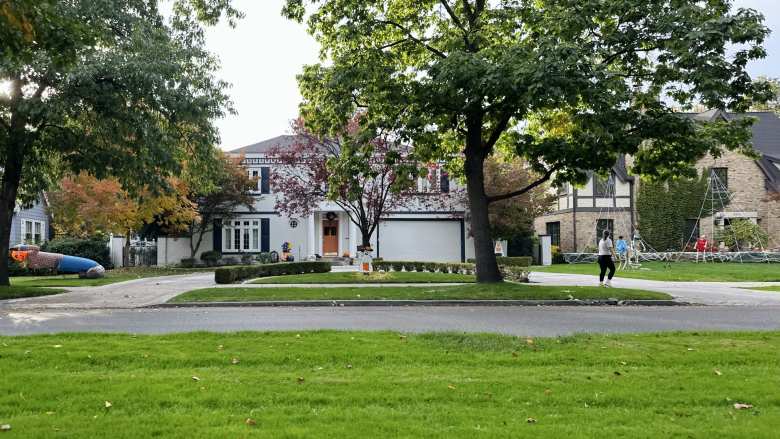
[372,261,476,275]
[500,266,530,283]
[215,261,332,284]
[465,256,532,267]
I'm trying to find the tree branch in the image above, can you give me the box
[486,167,556,204]
[483,111,513,152]
[439,1,470,47]
[375,19,447,58]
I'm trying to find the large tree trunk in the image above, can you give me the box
[464,121,502,283]
[0,139,26,286]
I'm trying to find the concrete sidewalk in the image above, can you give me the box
[529,272,780,306]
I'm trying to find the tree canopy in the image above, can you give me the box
[0,0,238,283]
[283,0,772,281]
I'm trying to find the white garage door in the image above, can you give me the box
[374,220,463,262]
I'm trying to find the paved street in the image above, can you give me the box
[1,271,780,335]
[1,306,780,336]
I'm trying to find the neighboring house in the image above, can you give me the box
[159,135,476,264]
[11,196,51,246]
[534,110,780,253]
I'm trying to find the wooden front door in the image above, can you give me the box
[322,220,339,256]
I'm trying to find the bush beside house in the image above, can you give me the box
[42,236,112,269]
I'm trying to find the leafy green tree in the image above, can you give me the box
[0,0,240,284]
[283,0,772,282]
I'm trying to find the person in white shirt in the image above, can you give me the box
[597,230,617,287]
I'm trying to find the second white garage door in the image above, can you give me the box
[373,220,463,262]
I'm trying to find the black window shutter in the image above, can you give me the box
[213,219,222,252]
[261,218,270,252]
[440,171,450,193]
[261,167,270,194]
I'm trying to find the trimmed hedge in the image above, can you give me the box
[200,251,221,267]
[42,236,112,269]
[466,256,532,267]
[215,261,332,284]
[372,260,476,274]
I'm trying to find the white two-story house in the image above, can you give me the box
[158,135,476,264]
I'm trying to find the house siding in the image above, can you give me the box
[11,199,49,246]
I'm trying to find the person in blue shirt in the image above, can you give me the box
[615,236,629,269]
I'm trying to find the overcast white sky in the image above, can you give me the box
[205,0,780,151]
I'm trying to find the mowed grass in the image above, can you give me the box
[170,282,670,303]
[251,271,475,284]
[532,261,780,282]
[0,286,66,300]
[11,267,214,288]
[0,331,778,438]
[746,286,780,293]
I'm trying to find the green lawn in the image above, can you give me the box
[11,266,213,288]
[0,331,777,437]
[171,282,670,303]
[532,261,780,282]
[745,286,780,293]
[251,271,476,284]
[0,286,66,300]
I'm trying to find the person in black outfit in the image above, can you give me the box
[597,229,617,287]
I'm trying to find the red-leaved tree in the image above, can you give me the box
[271,118,454,251]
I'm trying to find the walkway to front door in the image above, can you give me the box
[322,220,339,256]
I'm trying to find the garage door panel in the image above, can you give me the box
[374,220,462,262]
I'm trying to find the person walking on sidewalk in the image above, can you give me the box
[598,230,617,287]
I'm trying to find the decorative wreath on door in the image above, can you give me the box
[325,211,337,221]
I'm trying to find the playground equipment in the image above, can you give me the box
[10,244,105,278]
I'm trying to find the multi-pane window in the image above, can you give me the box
[546,222,561,247]
[710,167,728,193]
[248,167,271,194]
[22,219,45,244]
[222,219,269,252]
[417,166,450,193]
[593,173,614,197]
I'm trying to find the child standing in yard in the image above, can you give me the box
[616,236,629,270]
[598,230,617,287]
[695,235,708,263]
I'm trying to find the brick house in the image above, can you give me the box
[534,110,780,253]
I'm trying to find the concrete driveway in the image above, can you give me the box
[0,273,215,310]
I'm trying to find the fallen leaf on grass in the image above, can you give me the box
[104,401,112,409]
[544,389,552,395]
[191,376,200,382]
[714,369,722,376]
[734,403,753,410]
[217,345,224,351]
[245,418,257,426]
[447,385,456,390]
[297,377,305,384]
[231,358,240,365]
